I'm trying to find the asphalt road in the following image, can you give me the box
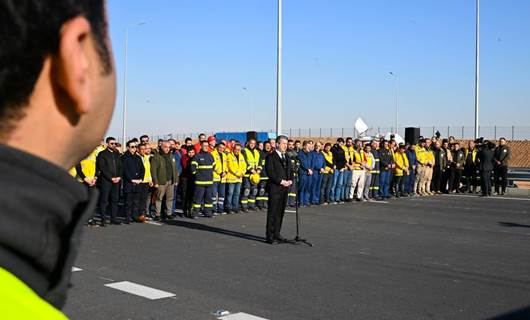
[63,194,530,320]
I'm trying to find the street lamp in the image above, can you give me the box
[388,72,399,134]
[474,0,480,139]
[275,0,282,137]
[122,22,146,150]
[242,87,254,129]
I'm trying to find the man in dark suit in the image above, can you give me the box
[478,142,495,197]
[265,135,294,244]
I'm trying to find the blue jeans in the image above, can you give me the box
[311,173,323,204]
[379,171,391,198]
[406,171,415,194]
[299,174,313,206]
[332,170,345,202]
[212,181,226,213]
[226,183,241,211]
[342,170,352,200]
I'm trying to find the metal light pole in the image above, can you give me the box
[389,72,399,134]
[275,0,283,137]
[122,22,145,150]
[474,0,480,139]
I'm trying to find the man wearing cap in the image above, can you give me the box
[207,136,216,153]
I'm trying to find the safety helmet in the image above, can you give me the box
[250,173,261,185]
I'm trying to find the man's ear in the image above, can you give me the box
[54,16,92,115]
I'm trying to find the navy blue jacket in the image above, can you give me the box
[298,150,314,175]
[311,150,326,174]
[406,149,417,170]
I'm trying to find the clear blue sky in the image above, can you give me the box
[105,0,530,138]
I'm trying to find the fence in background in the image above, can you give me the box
[121,126,530,144]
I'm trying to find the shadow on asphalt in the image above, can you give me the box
[487,305,530,320]
[498,221,530,229]
[163,219,267,243]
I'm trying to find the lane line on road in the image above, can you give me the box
[443,194,530,202]
[71,267,82,272]
[218,312,269,320]
[145,221,163,226]
[104,281,176,300]
[285,210,296,213]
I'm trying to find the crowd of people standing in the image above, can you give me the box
[70,133,512,227]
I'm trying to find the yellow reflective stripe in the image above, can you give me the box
[204,204,213,208]
[197,165,214,169]
[248,199,256,203]
[191,161,199,165]
[195,181,214,185]
[260,177,269,180]
[256,197,268,200]
[288,193,297,197]
[213,177,221,182]
[241,200,249,204]
[192,204,202,208]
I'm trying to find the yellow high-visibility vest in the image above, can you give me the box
[322,151,334,174]
[0,267,67,319]
[211,149,228,183]
[226,152,247,183]
[142,155,152,183]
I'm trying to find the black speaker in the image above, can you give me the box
[405,127,420,145]
[246,131,258,142]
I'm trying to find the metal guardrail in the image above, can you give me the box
[508,168,530,187]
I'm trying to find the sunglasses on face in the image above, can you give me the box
[130,146,137,149]
[109,142,116,146]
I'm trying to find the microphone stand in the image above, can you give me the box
[291,162,313,247]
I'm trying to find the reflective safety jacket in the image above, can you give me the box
[394,152,409,177]
[211,149,228,183]
[68,167,77,178]
[226,152,247,183]
[0,268,67,319]
[190,151,215,185]
[415,146,426,165]
[142,154,152,183]
[322,151,334,174]
[79,148,100,179]
[371,148,380,174]
[243,148,261,177]
[352,149,364,170]
[259,151,269,181]
[425,148,435,166]
[364,152,375,172]
[464,148,478,168]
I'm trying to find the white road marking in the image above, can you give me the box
[71,267,82,272]
[285,210,297,213]
[219,312,269,320]
[144,221,163,226]
[444,194,530,202]
[104,281,175,300]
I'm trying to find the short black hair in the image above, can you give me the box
[105,136,115,143]
[0,1,111,133]
[185,137,192,143]
[276,135,288,144]
[140,135,149,141]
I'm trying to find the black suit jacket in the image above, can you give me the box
[265,151,293,194]
[478,148,494,171]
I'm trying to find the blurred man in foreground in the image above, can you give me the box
[0,0,116,317]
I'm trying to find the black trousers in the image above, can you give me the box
[98,180,120,223]
[494,165,508,194]
[370,172,380,198]
[481,170,492,196]
[125,183,142,222]
[266,190,288,241]
[465,168,478,192]
[138,183,150,216]
[441,167,451,193]
[451,169,463,192]
[432,167,442,192]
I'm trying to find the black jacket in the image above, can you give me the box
[265,151,294,194]
[122,152,145,192]
[478,148,495,171]
[494,145,511,167]
[331,144,346,170]
[0,144,96,309]
[96,148,123,182]
[379,148,394,171]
